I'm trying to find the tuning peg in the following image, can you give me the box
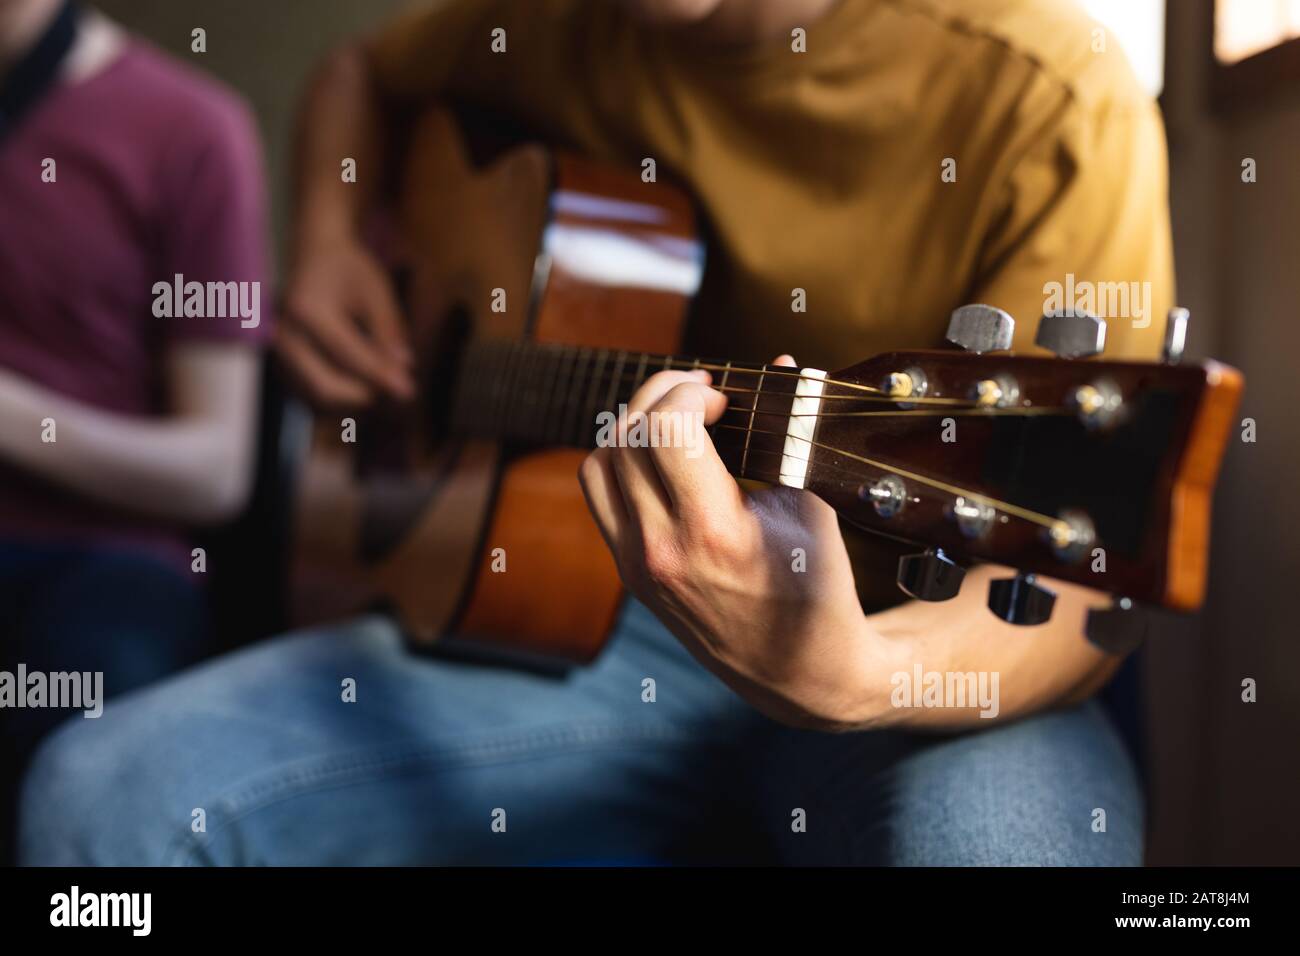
[946,304,1014,353]
[1034,311,1107,358]
[897,549,965,602]
[987,573,1056,625]
[1163,307,1189,365]
[1084,597,1149,655]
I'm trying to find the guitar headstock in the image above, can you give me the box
[802,306,1242,630]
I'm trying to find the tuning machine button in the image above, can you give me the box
[1084,597,1149,655]
[883,366,928,407]
[972,375,1020,408]
[1035,311,1107,359]
[952,496,997,538]
[861,475,907,518]
[1070,379,1123,429]
[1049,510,1095,563]
[1163,307,1189,365]
[946,304,1014,353]
[987,573,1056,625]
[897,549,965,602]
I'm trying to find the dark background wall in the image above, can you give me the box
[1150,0,1300,866]
[91,0,1300,864]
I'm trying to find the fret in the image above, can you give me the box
[536,345,570,444]
[512,342,539,440]
[536,346,560,440]
[579,348,609,446]
[511,344,532,439]
[490,341,520,435]
[558,347,588,444]
[577,348,596,438]
[740,365,766,479]
[603,349,627,420]
[557,350,575,430]
[630,353,649,401]
[477,342,500,432]
[707,359,736,458]
[449,345,800,488]
[511,343,532,441]
[709,362,803,486]
[506,341,527,433]
[560,346,587,444]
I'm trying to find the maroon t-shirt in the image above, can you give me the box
[0,41,271,567]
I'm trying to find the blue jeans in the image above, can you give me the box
[1,540,210,863]
[19,600,1142,865]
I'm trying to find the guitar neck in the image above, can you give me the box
[450,340,812,487]
[438,330,1243,616]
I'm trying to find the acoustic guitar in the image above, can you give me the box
[287,106,1243,665]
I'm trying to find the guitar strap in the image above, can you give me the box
[0,0,79,143]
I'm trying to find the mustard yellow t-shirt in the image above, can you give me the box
[368,0,1175,609]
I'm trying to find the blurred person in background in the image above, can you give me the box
[0,0,270,861]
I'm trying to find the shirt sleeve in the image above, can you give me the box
[157,93,272,345]
[968,74,1175,360]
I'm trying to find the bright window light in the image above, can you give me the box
[1215,0,1300,64]
[1079,0,1167,97]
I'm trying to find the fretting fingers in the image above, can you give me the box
[578,447,629,554]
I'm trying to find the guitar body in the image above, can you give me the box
[289,107,703,663]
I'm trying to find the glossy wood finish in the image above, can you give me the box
[804,350,1243,607]
[456,154,696,660]
[1165,361,1244,608]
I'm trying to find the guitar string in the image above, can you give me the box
[468,356,1072,469]
[706,437,919,489]
[713,390,1070,418]
[728,443,1032,530]
[530,374,1068,531]
[564,379,1070,419]
[475,344,1068,417]
[570,401,1068,534]
[588,391,1071,420]
[464,347,1076,528]
[653,358,939,398]
[713,423,1060,529]
[690,382,995,408]
[704,402,1067,529]
[470,366,1068,500]
[472,343,1002,405]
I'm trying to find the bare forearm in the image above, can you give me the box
[0,366,257,526]
[291,42,387,251]
[860,564,1118,730]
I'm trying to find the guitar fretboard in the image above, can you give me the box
[449,340,806,485]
